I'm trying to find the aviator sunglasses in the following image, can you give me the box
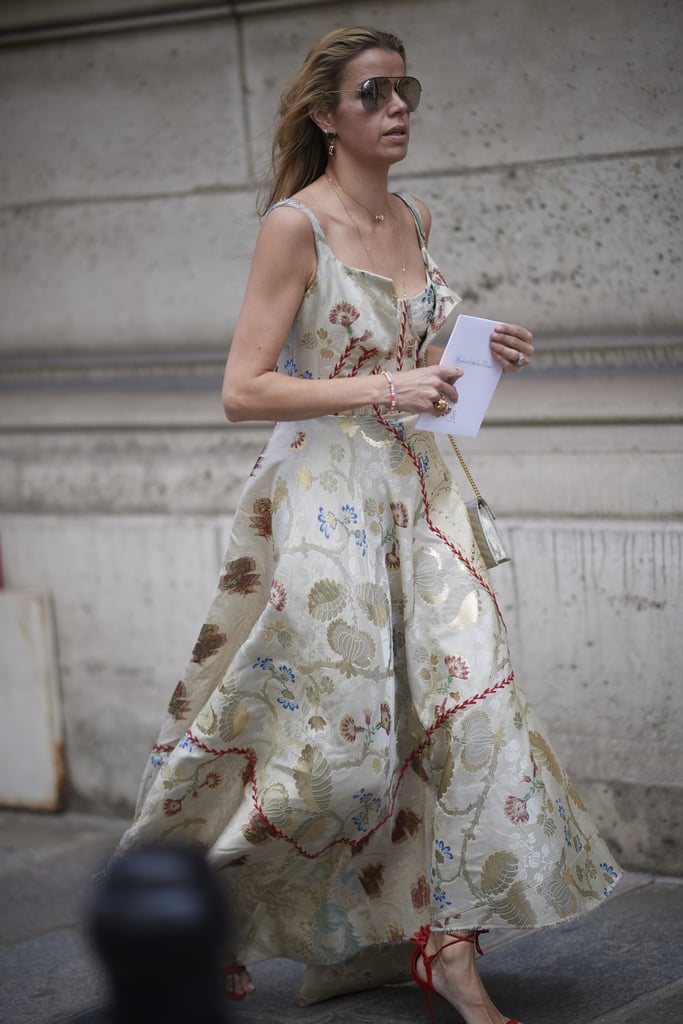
[347,76,422,113]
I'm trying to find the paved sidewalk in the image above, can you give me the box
[1,810,681,1023]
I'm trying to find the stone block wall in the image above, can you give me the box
[1,0,681,871]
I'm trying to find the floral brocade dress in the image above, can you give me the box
[117,196,621,965]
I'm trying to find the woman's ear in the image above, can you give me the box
[309,106,334,135]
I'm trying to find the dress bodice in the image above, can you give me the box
[270,196,461,381]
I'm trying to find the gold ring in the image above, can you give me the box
[433,396,450,415]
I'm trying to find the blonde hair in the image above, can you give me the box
[258,26,407,215]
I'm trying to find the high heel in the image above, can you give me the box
[223,962,250,1001]
[410,925,519,1024]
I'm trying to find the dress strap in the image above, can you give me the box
[266,198,328,247]
[394,192,427,245]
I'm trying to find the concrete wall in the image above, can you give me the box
[1,0,682,872]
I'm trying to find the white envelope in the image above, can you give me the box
[416,315,503,437]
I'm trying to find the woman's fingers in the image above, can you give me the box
[392,364,461,413]
[490,323,534,372]
[431,365,461,406]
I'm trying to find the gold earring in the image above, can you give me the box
[326,131,336,156]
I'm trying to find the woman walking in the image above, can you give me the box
[116,26,621,1024]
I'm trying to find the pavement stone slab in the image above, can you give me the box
[589,976,683,1024]
[2,813,682,1024]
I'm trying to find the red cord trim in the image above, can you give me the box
[154,672,512,861]
[329,340,379,380]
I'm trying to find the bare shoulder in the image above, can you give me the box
[256,201,317,279]
[260,200,315,246]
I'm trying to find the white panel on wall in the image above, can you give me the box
[0,590,65,810]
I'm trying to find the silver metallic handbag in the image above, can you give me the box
[448,436,511,569]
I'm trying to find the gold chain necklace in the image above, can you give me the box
[327,177,407,299]
[326,174,388,222]
[328,177,376,268]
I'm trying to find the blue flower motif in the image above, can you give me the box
[563,825,572,847]
[279,664,295,684]
[574,834,583,853]
[253,657,274,671]
[317,507,337,538]
[421,286,436,322]
[353,788,381,812]
[435,839,454,860]
[355,529,367,556]
[352,815,368,833]
[178,732,194,751]
[600,862,619,881]
[302,370,313,379]
[341,504,358,524]
[150,754,165,768]
[277,696,300,711]
[433,885,452,907]
[556,799,566,819]
[284,358,297,375]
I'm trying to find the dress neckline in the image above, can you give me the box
[276,197,430,302]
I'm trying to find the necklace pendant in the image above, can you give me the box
[375,214,385,222]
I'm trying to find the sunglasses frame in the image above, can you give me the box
[335,76,422,113]
[359,76,422,113]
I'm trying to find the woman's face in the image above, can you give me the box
[329,47,414,166]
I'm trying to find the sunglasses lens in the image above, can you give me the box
[358,77,422,113]
[359,78,385,111]
[399,77,421,112]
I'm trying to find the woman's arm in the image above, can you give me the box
[222,206,461,422]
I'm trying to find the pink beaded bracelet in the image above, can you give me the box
[382,370,397,412]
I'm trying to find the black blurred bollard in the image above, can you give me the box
[85,844,233,1024]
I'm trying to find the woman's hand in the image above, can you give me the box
[393,363,463,414]
[490,323,534,372]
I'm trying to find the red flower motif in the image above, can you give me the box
[340,713,363,743]
[192,623,227,664]
[268,578,287,611]
[290,431,307,450]
[358,862,385,898]
[163,798,182,817]
[392,808,422,844]
[380,702,392,734]
[168,680,191,720]
[219,556,261,596]
[390,501,409,528]
[205,772,222,789]
[504,795,530,824]
[249,498,272,539]
[444,654,470,680]
[411,874,429,911]
[385,543,401,572]
[329,302,360,327]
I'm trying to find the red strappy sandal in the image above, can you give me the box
[410,925,520,1024]
[223,963,251,1001]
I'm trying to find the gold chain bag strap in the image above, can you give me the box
[447,437,510,568]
